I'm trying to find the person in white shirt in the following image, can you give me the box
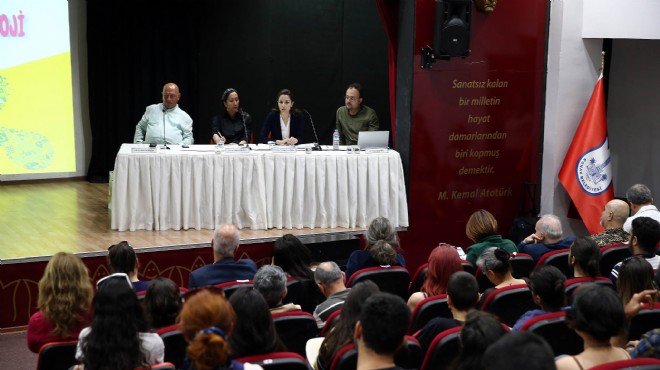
[134,82,193,145]
[623,184,660,233]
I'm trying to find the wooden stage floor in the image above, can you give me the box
[0,180,365,262]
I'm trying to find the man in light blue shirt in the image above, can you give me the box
[134,82,193,145]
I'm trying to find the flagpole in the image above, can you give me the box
[600,51,606,75]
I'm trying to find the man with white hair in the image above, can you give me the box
[518,214,575,261]
[623,184,660,233]
[188,224,257,288]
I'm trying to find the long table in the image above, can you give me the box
[111,144,409,231]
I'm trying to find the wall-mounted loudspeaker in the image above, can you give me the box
[433,0,472,58]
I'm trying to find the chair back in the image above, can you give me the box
[283,276,324,314]
[272,311,319,357]
[600,243,631,277]
[320,309,342,337]
[420,326,461,370]
[329,335,423,370]
[628,304,660,341]
[215,280,253,298]
[564,277,614,303]
[36,340,78,370]
[520,311,583,356]
[510,253,535,278]
[536,249,572,277]
[474,267,495,292]
[408,294,451,334]
[481,284,536,327]
[409,263,429,296]
[588,358,660,370]
[461,260,475,275]
[235,352,313,370]
[329,344,357,370]
[154,324,187,370]
[346,266,410,300]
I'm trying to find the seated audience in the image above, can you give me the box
[477,247,527,305]
[610,217,660,285]
[415,271,480,353]
[623,184,660,233]
[272,234,323,311]
[465,209,518,266]
[555,284,629,370]
[518,214,575,261]
[567,236,601,279]
[617,256,656,306]
[144,277,183,330]
[75,273,164,369]
[452,311,509,370]
[407,243,463,311]
[107,240,149,292]
[27,252,93,353]
[253,265,301,313]
[482,331,555,370]
[189,224,257,288]
[228,287,287,358]
[179,289,263,370]
[316,280,380,370]
[345,216,405,281]
[591,199,630,247]
[630,328,660,359]
[512,265,566,331]
[313,261,350,328]
[354,292,411,370]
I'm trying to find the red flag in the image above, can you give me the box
[558,75,614,234]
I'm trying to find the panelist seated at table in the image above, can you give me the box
[259,89,304,145]
[336,82,379,146]
[133,82,194,145]
[212,88,253,144]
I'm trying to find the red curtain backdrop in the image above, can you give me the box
[376,0,399,145]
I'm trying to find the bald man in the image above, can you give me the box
[590,199,631,247]
[134,82,194,145]
[518,214,575,261]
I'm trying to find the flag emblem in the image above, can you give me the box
[576,136,611,195]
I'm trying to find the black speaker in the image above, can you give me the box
[433,0,472,58]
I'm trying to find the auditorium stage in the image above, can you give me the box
[0,180,371,330]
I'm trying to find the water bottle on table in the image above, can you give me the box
[332,129,340,151]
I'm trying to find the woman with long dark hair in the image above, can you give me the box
[259,89,304,145]
[75,273,164,370]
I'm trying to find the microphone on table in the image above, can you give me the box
[161,108,170,149]
[239,108,251,149]
[302,109,322,151]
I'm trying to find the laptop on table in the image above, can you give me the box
[357,131,389,150]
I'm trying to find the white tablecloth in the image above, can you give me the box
[111,144,409,231]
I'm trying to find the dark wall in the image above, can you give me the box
[87,0,389,180]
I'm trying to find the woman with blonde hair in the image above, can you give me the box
[464,209,517,266]
[180,289,263,370]
[27,252,93,353]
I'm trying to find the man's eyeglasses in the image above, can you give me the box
[344,95,359,102]
[96,272,132,288]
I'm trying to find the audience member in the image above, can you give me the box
[228,287,286,358]
[313,261,350,328]
[259,89,304,145]
[133,82,193,145]
[107,241,149,292]
[253,265,301,313]
[610,217,660,284]
[273,234,317,279]
[415,271,480,353]
[452,311,509,370]
[617,256,656,306]
[630,328,660,359]
[555,284,629,370]
[345,217,405,281]
[591,199,631,247]
[407,243,463,311]
[335,82,379,146]
[179,289,263,370]
[465,209,518,265]
[623,184,660,233]
[567,236,601,279]
[477,247,527,304]
[27,252,93,353]
[512,265,566,331]
[212,88,253,144]
[482,331,555,370]
[354,293,410,370]
[189,224,257,288]
[518,214,575,261]
[144,277,182,330]
[316,281,380,370]
[75,273,164,369]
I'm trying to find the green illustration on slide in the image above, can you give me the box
[0,126,55,170]
[0,75,9,111]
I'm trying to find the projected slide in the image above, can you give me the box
[0,1,75,175]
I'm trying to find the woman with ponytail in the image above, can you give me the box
[568,237,601,278]
[477,247,528,306]
[512,265,567,331]
[179,289,263,370]
[345,217,406,281]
